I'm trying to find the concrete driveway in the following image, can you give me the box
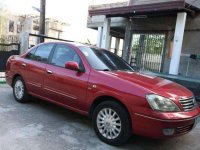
[0,84,200,150]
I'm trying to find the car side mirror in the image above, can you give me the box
[65,61,80,71]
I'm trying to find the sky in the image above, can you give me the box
[0,0,97,43]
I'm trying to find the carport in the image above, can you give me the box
[88,0,200,75]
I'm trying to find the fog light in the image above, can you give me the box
[163,128,175,136]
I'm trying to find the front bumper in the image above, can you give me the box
[132,108,200,138]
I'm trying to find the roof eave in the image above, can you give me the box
[89,1,198,18]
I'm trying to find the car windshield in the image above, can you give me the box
[79,46,134,71]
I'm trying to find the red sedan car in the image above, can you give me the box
[6,42,200,145]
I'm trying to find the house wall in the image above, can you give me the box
[186,0,200,9]
[0,14,20,36]
[88,15,126,29]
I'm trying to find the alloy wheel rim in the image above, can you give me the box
[14,80,24,99]
[97,108,121,140]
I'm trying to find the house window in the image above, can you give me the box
[17,25,22,33]
[33,25,39,31]
[9,20,14,32]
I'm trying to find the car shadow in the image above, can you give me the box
[30,97,92,124]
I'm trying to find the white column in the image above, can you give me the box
[97,27,103,47]
[122,20,132,63]
[169,12,187,75]
[19,32,29,54]
[115,38,120,54]
[101,17,111,50]
[108,36,112,51]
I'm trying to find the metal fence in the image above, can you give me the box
[0,35,20,81]
[130,34,165,72]
[28,33,73,48]
[0,43,20,72]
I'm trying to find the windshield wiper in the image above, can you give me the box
[112,69,134,72]
[97,69,111,71]
[102,69,110,71]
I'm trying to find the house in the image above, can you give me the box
[0,13,70,46]
[87,0,200,78]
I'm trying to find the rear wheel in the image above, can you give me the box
[92,101,131,145]
[13,76,30,103]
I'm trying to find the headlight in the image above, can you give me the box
[146,94,180,112]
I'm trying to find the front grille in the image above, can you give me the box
[179,97,195,111]
[175,123,194,135]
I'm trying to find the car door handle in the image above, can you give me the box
[22,63,26,67]
[47,70,53,74]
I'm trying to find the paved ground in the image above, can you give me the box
[0,84,200,150]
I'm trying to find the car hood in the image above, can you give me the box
[103,71,193,99]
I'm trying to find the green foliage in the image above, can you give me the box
[131,34,165,72]
[132,34,164,55]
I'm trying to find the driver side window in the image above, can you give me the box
[51,44,84,70]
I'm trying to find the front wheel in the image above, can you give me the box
[13,76,30,103]
[92,101,131,145]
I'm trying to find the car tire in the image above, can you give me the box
[13,76,30,103]
[92,101,131,146]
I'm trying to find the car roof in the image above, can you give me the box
[41,41,95,48]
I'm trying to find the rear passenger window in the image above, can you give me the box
[26,47,37,60]
[26,44,54,63]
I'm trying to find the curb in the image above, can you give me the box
[0,81,6,84]
[0,78,6,84]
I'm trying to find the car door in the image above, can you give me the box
[21,43,54,96]
[43,44,89,110]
